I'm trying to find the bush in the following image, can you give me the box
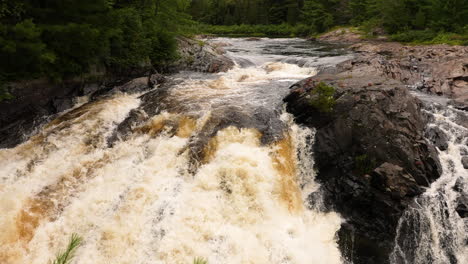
[354,154,376,175]
[0,85,13,102]
[309,82,336,113]
[391,30,468,45]
[197,23,316,37]
[390,30,437,43]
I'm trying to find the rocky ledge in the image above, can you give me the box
[318,29,468,110]
[284,70,442,262]
[0,37,234,149]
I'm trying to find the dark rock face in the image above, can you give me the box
[284,74,442,264]
[426,126,449,151]
[0,73,153,149]
[462,157,468,169]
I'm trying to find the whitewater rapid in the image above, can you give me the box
[0,38,351,264]
[391,98,468,264]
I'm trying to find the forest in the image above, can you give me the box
[1,0,467,99]
[0,0,191,86]
[191,0,468,38]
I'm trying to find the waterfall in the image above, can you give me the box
[0,38,350,264]
[390,101,468,264]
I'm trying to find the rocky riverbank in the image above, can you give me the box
[0,37,234,149]
[284,30,467,263]
[318,29,468,109]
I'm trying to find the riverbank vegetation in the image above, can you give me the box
[0,0,192,85]
[1,0,466,100]
[190,0,468,44]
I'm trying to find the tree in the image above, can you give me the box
[0,0,192,83]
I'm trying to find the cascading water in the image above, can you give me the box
[0,38,351,264]
[390,95,468,264]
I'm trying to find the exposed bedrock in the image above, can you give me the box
[323,41,468,110]
[284,73,442,264]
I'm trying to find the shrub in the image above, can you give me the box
[309,82,336,113]
[196,23,316,37]
[390,30,468,45]
[355,154,376,175]
[390,30,437,43]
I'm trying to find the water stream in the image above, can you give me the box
[0,38,350,264]
[390,94,468,264]
[1,38,466,264]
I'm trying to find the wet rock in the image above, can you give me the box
[462,156,468,169]
[426,126,449,151]
[83,83,101,95]
[245,37,262,41]
[0,79,82,148]
[149,73,166,87]
[285,74,442,264]
[111,77,151,94]
[52,98,74,113]
[168,37,235,73]
[456,203,468,218]
[107,79,177,145]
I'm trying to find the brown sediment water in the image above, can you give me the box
[0,38,350,264]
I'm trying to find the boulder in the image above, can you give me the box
[462,156,468,169]
[317,28,364,43]
[426,126,449,151]
[169,37,235,73]
[284,74,442,264]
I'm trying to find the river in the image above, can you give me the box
[0,38,350,264]
[0,38,466,264]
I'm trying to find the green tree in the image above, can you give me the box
[301,0,335,32]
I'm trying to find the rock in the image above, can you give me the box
[245,37,262,41]
[284,73,442,264]
[0,79,83,148]
[111,77,151,94]
[53,98,74,113]
[456,203,468,218]
[317,28,364,43]
[169,37,235,73]
[462,156,468,169]
[372,163,422,198]
[149,73,166,87]
[83,83,101,95]
[426,126,449,151]
[343,43,468,109]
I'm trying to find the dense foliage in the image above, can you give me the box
[191,0,468,39]
[1,0,467,101]
[0,0,191,84]
[309,82,336,113]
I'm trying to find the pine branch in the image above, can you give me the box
[51,233,83,264]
